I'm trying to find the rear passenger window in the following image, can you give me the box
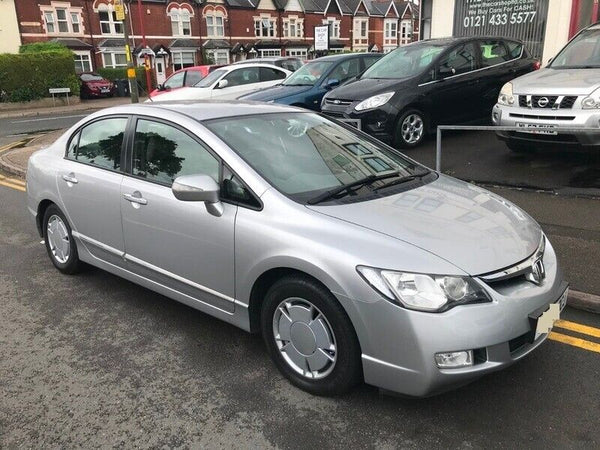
[185,70,203,86]
[438,43,478,76]
[260,67,287,81]
[506,41,524,59]
[133,119,219,186]
[68,117,127,171]
[479,40,510,67]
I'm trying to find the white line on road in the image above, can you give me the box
[11,114,88,124]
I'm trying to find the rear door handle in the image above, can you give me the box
[123,192,148,205]
[62,173,78,184]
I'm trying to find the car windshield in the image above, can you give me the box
[205,112,424,202]
[279,59,304,71]
[194,69,227,87]
[80,73,105,82]
[362,42,446,79]
[283,61,333,86]
[551,28,600,69]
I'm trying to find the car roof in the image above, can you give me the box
[218,63,289,72]
[310,52,381,62]
[418,36,525,45]
[98,101,302,122]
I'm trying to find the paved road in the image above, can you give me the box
[1,180,599,448]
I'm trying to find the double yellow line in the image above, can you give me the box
[550,320,600,353]
[0,174,25,192]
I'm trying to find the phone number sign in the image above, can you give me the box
[453,0,549,58]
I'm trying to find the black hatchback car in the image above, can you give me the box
[321,37,538,148]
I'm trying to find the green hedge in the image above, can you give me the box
[0,52,79,102]
[19,41,72,55]
[96,67,156,94]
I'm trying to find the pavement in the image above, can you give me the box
[0,184,599,448]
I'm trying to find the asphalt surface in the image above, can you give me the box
[1,166,600,448]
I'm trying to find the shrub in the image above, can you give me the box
[96,67,156,94]
[0,52,80,102]
[19,41,72,55]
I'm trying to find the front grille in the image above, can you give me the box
[518,95,578,109]
[509,331,532,354]
[509,113,575,121]
[323,111,345,118]
[324,98,352,106]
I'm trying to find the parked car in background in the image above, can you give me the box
[148,64,291,102]
[240,53,382,111]
[322,37,538,148]
[79,73,115,99]
[149,65,224,99]
[233,57,304,72]
[494,22,600,152]
[27,102,567,398]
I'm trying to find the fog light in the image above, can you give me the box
[492,111,500,123]
[435,350,473,368]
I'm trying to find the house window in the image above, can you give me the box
[206,49,229,65]
[206,15,225,37]
[98,7,123,35]
[172,50,196,71]
[70,12,80,33]
[283,18,303,38]
[102,52,127,68]
[42,4,83,35]
[56,8,69,33]
[400,20,412,45]
[44,12,55,33]
[74,51,92,73]
[259,49,281,57]
[171,9,191,36]
[353,19,368,46]
[286,49,307,58]
[384,20,397,39]
[324,18,340,39]
[254,17,276,38]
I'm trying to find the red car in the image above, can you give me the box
[79,73,115,99]
[149,65,224,98]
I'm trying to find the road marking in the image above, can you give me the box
[10,114,87,124]
[549,332,600,354]
[0,174,26,187]
[0,179,26,192]
[555,319,600,339]
[0,140,25,153]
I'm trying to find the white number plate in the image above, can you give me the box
[516,122,557,135]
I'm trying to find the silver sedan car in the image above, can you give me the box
[26,102,568,397]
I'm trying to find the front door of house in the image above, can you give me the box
[155,59,166,85]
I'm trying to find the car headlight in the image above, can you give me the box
[355,92,395,111]
[356,266,491,312]
[582,87,600,109]
[497,82,515,106]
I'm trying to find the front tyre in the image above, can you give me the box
[394,109,427,148]
[261,275,362,396]
[43,204,82,274]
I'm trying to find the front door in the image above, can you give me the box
[120,117,236,312]
[56,116,128,267]
[156,58,166,85]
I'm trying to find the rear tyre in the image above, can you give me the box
[261,275,362,396]
[394,109,427,149]
[43,204,82,274]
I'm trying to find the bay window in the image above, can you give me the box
[172,50,196,71]
[102,52,127,68]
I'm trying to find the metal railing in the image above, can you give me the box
[435,125,600,172]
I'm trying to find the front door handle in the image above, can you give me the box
[62,173,78,184]
[123,192,148,205]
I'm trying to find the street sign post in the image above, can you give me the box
[114,0,125,21]
[116,0,139,103]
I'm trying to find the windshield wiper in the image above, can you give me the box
[307,172,401,205]
[374,169,430,192]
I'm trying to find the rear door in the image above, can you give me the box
[212,67,262,99]
[56,116,128,267]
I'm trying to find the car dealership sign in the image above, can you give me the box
[453,0,549,59]
[314,25,330,51]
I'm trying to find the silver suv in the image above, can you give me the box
[493,22,600,151]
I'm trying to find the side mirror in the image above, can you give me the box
[438,66,456,79]
[172,174,223,217]
[216,79,229,89]
[325,78,340,89]
[158,84,166,91]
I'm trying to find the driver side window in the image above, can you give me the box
[437,43,478,77]
[164,71,185,89]
[223,67,260,87]
[328,58,361,84]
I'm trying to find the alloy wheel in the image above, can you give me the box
[401,113,424,144]
[272,297,337,379]
[46,214,70,264]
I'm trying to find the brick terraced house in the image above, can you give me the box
[13,0,418,84]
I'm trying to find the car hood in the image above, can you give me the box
[324,78,406,101]
[242,84,311,101]
[307,175,541,275]
[512,68,600,95]
[150,86,211,102]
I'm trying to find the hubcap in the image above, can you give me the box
[272,298,337,379]
[47,215,70,264]
[401,114,424,144]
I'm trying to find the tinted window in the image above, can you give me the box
[133,120,219,185]
[363,43,446,79]
[283,61,333,86]
[278,59,303,71]
[222,165,261,208]
[260,67,287,81]
[328,58,361,83]
[223,67,260,87]
[363,56,381,70]
[506,41,524,59]
[479,40,510,67]
[185,70,204,86]
[438,43,478,76]
[164,71,185,89]
[68,118,127,171]
[80,73,104,82]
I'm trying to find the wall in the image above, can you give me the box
[542,0,573,65]
[0,0,22,53]
[430,0,454,38]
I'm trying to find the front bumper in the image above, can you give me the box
[337,238,567,397]
[493,103,600,146]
